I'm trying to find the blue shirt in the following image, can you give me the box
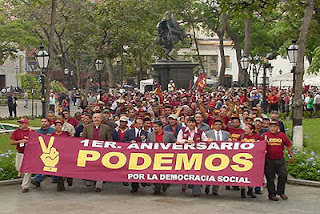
[36,127,55,135]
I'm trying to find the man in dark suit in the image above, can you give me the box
[82,113,112,192]
[123,118,147,193]
[8,93,17,117]
[147,120,176,194]
[112,116,129,142]
[205,119,230,196]
[123,118,147,143]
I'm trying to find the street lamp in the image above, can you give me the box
[287,40,298,65]
[15,66,19,89]
[268,66,274,77]
[120,45,130,86]
[95,59,103,100]
[287,40,300,147]
[240,55,250,87]
[35,44,50,118]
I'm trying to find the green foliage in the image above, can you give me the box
[285,148,320,181]
[19,73,41,91]
[0,150,18,181]
[308,46,320,73]
[51,80,67,93]
[0,0,39,64]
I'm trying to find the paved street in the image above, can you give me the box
[0,100,78,118]
[0,180,319,214]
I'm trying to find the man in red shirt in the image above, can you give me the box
[10,118,31,193]
[224,116,244,191]
[147,120,176,194]
[226,116,245,141]
[267,91,279,112]
[63,110,78,127]
[261,121,294,201]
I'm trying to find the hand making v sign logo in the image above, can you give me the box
[38,136,60,172]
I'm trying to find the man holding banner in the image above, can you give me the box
[262,121,294,201]
[82,113,112,192]
[10,118,31,193]
[147,120,176,194]
[177,116,209,196]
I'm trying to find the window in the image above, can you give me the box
[225,56,231,68]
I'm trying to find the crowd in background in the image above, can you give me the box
[10,84,299,201]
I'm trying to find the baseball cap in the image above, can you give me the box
[17,118,29,124]
[270,121,279,126]
[168,114,178,120]
[119,116,129,122]
[54,120,63,125]
[254,117,263,123]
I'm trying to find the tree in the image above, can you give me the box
[293,0,315,148]
[0,0,38,64]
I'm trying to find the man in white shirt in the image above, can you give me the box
[205,120,230,196]
[314,91,320,111]
[176,117,208,196]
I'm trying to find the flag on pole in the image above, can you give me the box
[189,79,193,96]
[195,73,207,92]
[155,82,164,103]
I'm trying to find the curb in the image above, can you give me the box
[287,174,320,187]
[0,178,23,186]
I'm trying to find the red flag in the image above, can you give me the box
[189,79,193,96]
[156,82,164,103]
[195,73,207,92]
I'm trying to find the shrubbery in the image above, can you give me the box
[0,150,18,181]
[285,147,320,181]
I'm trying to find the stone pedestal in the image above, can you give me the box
[151,60,198,91]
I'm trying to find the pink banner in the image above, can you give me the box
[21,131,266,186]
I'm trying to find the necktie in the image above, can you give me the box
[217,131,221,141]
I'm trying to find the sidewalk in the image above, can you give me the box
[0,100,79,118]
[0,179,319,214]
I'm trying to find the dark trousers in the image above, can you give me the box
[315,104,320,111]
[8,106,16,117]
[154,183,169,192]
[264,158,287,198]
[269,104,278,112]
[131,182,139,191]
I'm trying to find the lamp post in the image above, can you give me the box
[287,40,300,147]
[279,69,283,88]
[287,40,298,92]
[15,66,19,89]
[121,45,129,86]
[240,55,250,87]
[95,59,103,100]
[64,68,69,88]
[35,44,50,118]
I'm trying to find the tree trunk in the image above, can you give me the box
[293,0,315,149]
[106,56,115,88]
[218,14,227,86]
[192,24,205,74]
[76,58,81,89]
[244,17,252,56]
[242,17,252,86]
[225,16,242,85]
[218,32,226,86]
[45,0,57,116]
